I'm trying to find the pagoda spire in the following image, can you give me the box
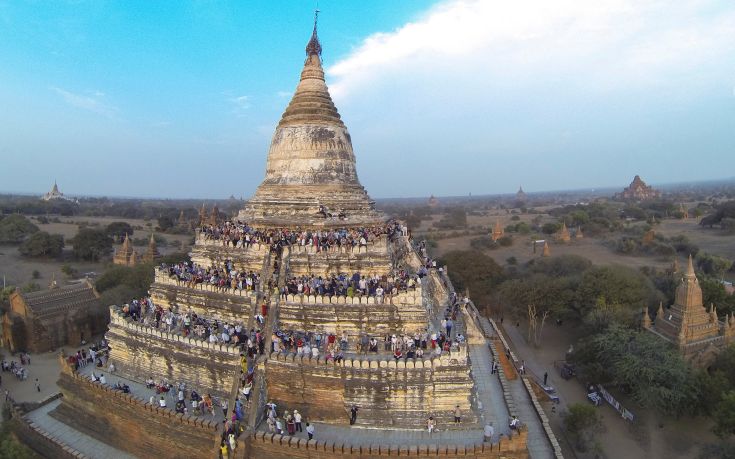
[306,8,322,57]
[685,254,696,279]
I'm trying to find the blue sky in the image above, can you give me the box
[1,0,734,199]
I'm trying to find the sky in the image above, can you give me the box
[0,0,734,199]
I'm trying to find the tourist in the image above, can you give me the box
[159,396,167,408]
[306,422,315,440]
[510,415,521,430]
[221,398,229,417]
[484,422,495,442]
[350,405,359,425]
[267,416,275,433]
[228,432,236,452]
[35,378,40,392]
[543,371,548,386]
[454,405,461,424]
[242,382,252,402]
[99,373,106,385]
[286,413,296,435]
[427,416,436,433]
[294,409,302,432]
[219,441,228,459]
[275,417,283,435]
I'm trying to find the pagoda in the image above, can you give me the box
[614,175,661,201]
[47,16,532,459]
[141,233,161,262]
[516,186,527,203]
[644,255,735,367]
[112,233,138,266]
[491,220,504,242]
[556,222,571,243]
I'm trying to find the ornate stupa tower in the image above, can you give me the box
[240,16,382,227]
[644,255,735,366]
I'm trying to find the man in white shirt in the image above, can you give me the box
[159,396,167,408]
[306,422,315,440]
[484,423,495,442]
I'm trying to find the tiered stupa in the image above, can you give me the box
[112,233,138,266]
[239,23,381,227]
[141,233,161,262]
[644,255,735,367]
[48,17,535,459]
[556,222,571,243]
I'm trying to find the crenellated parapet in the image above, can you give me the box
[248,429,529,458]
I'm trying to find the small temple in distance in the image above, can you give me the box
[614,175,661,201]
[41,181,76,202]
[643,255,735,367]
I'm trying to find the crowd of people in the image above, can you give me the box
[282,268,419,300]
[198,219,405,253]
[120,297,268,352]
[1,353,31,381]
[67,339,110,371]
[160,261,261,293]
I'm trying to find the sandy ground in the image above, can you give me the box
[0,350,65,404]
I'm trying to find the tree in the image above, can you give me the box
[572,324,698,417]
[574,265,660,320]
[697,253,732,279]
[18,231,64,258]
[713,391,735,438]
[95,263,155,306]
[157,215,175,232]
[438,250,504,308]
[70,228,113,261]
[562,403,604,452]
[0,214,39,243]
[105,221,134,241]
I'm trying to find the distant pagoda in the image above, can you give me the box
[41,181,76,202]
[112,233,138,266]
[614,175,661,201]
[491,220,504,242]
[516,185,527,203]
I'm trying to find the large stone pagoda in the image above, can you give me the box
[47,18,536,459]
[614,175,661,201]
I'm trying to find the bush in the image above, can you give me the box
[497,235,513,247]
[61,264,78,278]
[32,270,40,279]
[562,403,604,452]
[18,232,64,258]
[0,215,39,243]
[70,228,113,261]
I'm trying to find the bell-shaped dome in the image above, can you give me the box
[240,20,382,227]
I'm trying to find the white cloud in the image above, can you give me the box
[224,93,251,117]
[51,87,118,117]
[276,90,291,98]
[327,0,735,98]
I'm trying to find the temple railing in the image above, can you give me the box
[194,231,389,255]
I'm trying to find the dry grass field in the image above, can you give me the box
[0,216,194,288]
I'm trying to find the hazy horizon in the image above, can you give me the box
[1,1,734,199]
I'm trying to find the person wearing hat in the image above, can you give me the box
[294,409,303,432]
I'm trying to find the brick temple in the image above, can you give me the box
[45,18,549,459]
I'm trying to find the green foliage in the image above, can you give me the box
[0,215,39,243]
[20,282,40,293]
[70,228,113,261]
[18,232,64,258]
[698,442,735,459]
[541,222,561,234]
[157,215,175,232]
[700,277,735,317]
[562,403,604,452]
[497,235,513,247]
[105,221,134,240]
[0,422,36,459]
[528,254,592,277]
[506,256,517,266]
[697,252,732,279]
[60,264,78,278]
[713,391,735,438]
[575,265,660,317]
[96,263,155,305]
[31,270,40,279]
[437,250,504,306]
[433,208,467,229]
[572,324,698,417]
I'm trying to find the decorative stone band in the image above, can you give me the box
[152,270,258,300]
[282,289,422,307]
[108,307,241,356]
[268,345,468,368]
[249,429,528,456]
